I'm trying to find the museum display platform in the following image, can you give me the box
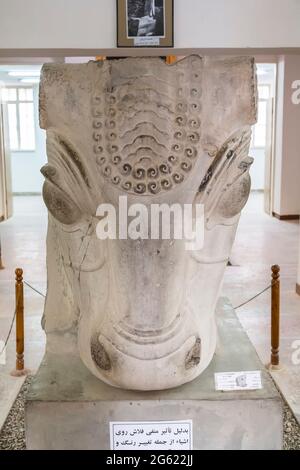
[25,298,283,450]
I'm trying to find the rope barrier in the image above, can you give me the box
[1,278,273,354]
[1,267,281,371]
[234,284,272,310]
[0,308,16,357]
[0,279,45,358]
[23,281,273,309]
[24,280,46,298]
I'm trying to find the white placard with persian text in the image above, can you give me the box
[110,420,193,450]
[215,371,262,391]
[134,37,160,46]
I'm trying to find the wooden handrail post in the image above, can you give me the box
[270,265,280,368]
[15,268,24,371]
[11,268,29,377]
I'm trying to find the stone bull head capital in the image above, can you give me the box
[40,56,257,390]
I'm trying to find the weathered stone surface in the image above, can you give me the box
[40,56,257,391]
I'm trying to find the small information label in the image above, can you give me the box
[215,371,262,391]
[110,420,193,450]
[134,36,160,46]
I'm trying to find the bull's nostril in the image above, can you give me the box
[90,333,111,371]
[185,337,201,369]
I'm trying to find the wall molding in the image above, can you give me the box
[0,48,300,59]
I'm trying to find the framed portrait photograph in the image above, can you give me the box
[117,0,174,48]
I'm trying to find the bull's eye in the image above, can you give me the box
[43,181,82,225]
[41,132,91,225]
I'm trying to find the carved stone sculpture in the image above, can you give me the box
[40,56,257,391]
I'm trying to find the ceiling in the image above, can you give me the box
[0,64,42,85]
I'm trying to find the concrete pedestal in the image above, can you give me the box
[25,299,283,450]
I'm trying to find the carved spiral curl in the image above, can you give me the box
[133,167,146,180]
[172,173,184,184]
[105,120,116,129]
[147,167,159,178]
[176,102,188,113]
[168,155,177,164]
[148,181,160,194]
[96,155,106,166]
[122,181,132,191]
[103,166,111,177]
[112,175,121,185]
[185,147,197,159]
[159,164,171,175]
[93,131,102,142]
[121,163,132,176]
[134,183,146,194]
[107,144,118,154]
[181,161,192,172]
[112,155,121,165]
[94,144,103,154]
[175,115,187,127]
[188,132,200,143]
[161,179,172,190]
[93,120,102,129]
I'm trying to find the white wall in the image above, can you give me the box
[0,0,299,51]
[273,55,300,216]
[10,85,46,193]
[0,114,5,218]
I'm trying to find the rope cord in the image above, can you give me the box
[0,282,45,356]
[234,284,272,310]
[0,280,272,356]
[24,280,46,298]
[0,308,16,356]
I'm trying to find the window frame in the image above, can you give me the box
[251,84,271,150]
[3,86,36,152]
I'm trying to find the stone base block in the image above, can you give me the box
[25,299,283,450]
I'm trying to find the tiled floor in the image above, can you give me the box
[0,193,299,431]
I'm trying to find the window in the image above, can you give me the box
[1,87,35,151]
[251,85,271,149]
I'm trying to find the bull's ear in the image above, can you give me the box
[198,128,253,228]
[41,165,82,225]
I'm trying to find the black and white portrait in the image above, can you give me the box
[235,374,248,388]
[127,0,165,38]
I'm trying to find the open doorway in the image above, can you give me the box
[0,65,46,216]
[249,63,277,214]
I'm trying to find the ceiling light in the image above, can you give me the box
[20,78,40,84]
[8,70,41,77]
